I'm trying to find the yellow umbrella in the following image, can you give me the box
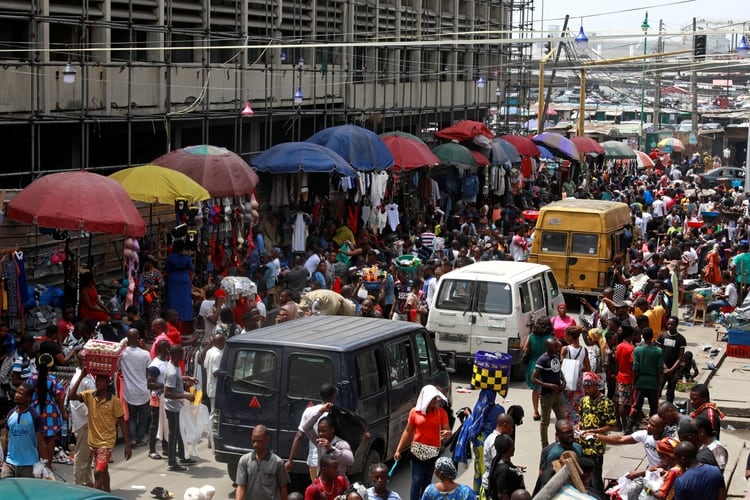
[109,164,211,204]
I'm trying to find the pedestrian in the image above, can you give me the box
[68,368,132,492]
[165,239,195,334]
[523,316,553,422]
[367,462,402,500]
[560,326,590,425]
[656,317,686,404]
[550,303,576,341]
[286,383,338,479]
[202,334,224,412]
[577,372,616,495]
[673,442,726,500]
[394,385,451,500]
[531,337,566,448]
[120,328,151,447]
[676,420,718,467]
[479,413,514,497]
[629,327,663,433]
[302,414,355,478]
[694,415,728,472]
[147,339,170,460]
[163,344,198,471]
[304,454,349,500]
[421,457,475,500]
[0,382,47,478]
[487,434,526,500]
[688,383,724,440]
[235,425,291,500]
[30,352,67,470]
[614,326,637,434]
[68,352,95,486]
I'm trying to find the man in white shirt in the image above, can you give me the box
[707,271,738,314]
[202,334,224,412]
[68,353,96,486]
[120,328,151,447]
[481,413,514,493]
[198,288,226,337]
[285,383,338,480]
[651,197,666,218]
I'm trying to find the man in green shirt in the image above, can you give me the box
[628,327,663,434]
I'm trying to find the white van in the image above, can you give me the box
[426,262,563,375]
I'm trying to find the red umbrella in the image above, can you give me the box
[381,135,440,171]
[6,170,145,237]
[471,150,490,166]
[435,120,494,142]
[571,136,605,155]
[499,135,540,157]
[152,144,259,197]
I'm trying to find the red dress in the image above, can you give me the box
[79,286,109,322]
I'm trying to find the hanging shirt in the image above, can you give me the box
[386,203,400,232]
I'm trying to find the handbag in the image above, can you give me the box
[561,355,582,392]
[410,440,440,461]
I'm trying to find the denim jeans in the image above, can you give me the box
[409,455,438,500]
[166,410,186,466]
[539,391,565,447]
[128,402,149,444]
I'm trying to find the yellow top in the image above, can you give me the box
[81,389,124,449]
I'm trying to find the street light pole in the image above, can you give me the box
[639,12,649,151]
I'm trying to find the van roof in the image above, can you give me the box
[226,315,423,352]
[536,199,631,228]
[541,198,627,213]
[439,261,551,280]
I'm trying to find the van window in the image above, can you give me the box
[476,281,512,314]
[541,231,567,253]
[415,331,440,376]
[530,280,545,311]
[434,280,474,311]
[231,350,277,394]
[356,348,385,397]
[571,233,598,255]
[519,283,531,313]
[386,340,416,386]
[288,354,334,398]
[546,271,560,298]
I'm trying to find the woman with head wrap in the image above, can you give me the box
[577,371,616,496]
[487,434,525,500]
[652,437,681,500]
[421,457,475,500]
[523,316,554,421]
[394,385,451,500]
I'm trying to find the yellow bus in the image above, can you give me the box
[528,199,631,295]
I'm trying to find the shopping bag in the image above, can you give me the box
[561,358,581,391]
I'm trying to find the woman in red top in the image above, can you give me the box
[550,303,576,341]
[78,272,110,322]
[394,385,452,500]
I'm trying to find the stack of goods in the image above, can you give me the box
[83,339,124,376]
[358,266,387,291]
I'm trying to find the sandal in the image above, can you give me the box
[533,414,541,421]
[149,452,163,460]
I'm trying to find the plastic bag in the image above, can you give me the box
[32,460,56,481]
[179,404,210,458]
[561,358,581,391]
[638,469,664,500]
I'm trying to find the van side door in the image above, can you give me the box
[354,346,388,457]
[385,336,419,456]
[544,270,564,316]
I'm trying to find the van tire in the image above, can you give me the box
[356,447,382,486]
[227,461,238,482]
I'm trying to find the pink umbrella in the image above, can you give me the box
[381,135,440,171]
[636,151,655,168]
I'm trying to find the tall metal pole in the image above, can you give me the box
[744,119,750,193]
[691,18,699,139]
[652,19,664,134]
[577,68,586,138]
[639,12,649,151]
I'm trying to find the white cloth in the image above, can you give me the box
[202,346,223,399]
[120,346,151,405]
[292,212,311,253]
[304,253,321,279]
[386,203,400,232]
[297,403,329,467]
[414,384,447,414]
[68,370,96,432]
[481,430,503,488]
[370,172,389,208]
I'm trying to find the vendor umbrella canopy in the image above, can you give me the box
[493,138,522,164]
[435,120,494,142]
[380,135,440,171]
[152,144,260,197]
[379,130,427,145]
[432,142,477,169]
[636,150,656,168]
[532,132,580,162]
[6,170,145,237]
[657,137,685,153]
[306,124,394,171]
[499,135,541,157]
[471,150,491,166]
[536,145,555,160]
[570,136,605,155]
[251,142,357,177]
[108,164,211,205]
[600,140,637,159]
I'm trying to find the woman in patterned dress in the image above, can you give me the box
[31,353,67,469]
[140,255,164,337]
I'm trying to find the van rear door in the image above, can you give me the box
[470,279,515,354]
[430,277,475,355]
[566,232,601,291]
[538,230,570,288]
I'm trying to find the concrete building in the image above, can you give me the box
[0,0,535,187]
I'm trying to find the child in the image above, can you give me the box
[679,351,699,382]
[367,462,402,500]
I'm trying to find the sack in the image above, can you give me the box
[561,358,581,391]
[179,404,210,458]
[410,441,440,461]
[471,351,512,396]
[24,306,61,337]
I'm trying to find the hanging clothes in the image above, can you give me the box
[290,212,312,253]
[270,176,289,208]
[15,251,28,306]
[385,203,400,232]
[2,256,19,317]
[370,172,389,208]
[461,174,479,203]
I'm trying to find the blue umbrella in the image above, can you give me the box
[536,145,555,160]
[306,125,394,171]
[492,138,522,164]
[251,142,358,177]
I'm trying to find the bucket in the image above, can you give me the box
[471,351,512,396]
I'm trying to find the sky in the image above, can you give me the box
[539,0,747,38]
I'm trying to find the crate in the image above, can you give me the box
[84,351,121,376]
[727,344,750,358]
[727,329,750,346]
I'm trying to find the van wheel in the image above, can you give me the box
[227,462,238,482]
[356,448,382,487]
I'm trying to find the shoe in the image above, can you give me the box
[168,465,188,472]
[134,441,147,448]
[149,452,163,460]
[180,458,197,465]
[533,414,541,421]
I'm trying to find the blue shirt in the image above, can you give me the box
[674,463,724,499]
[5,406,42,466]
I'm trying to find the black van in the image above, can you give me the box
[212,315,451,481]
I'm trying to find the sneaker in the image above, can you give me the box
[168,465,188,472]
[180,458,197,465]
